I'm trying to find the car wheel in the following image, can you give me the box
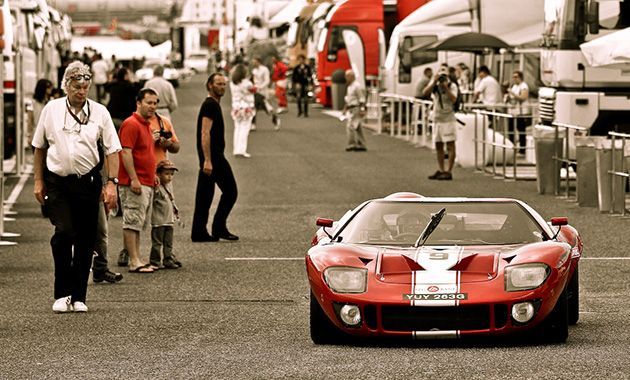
[310,291,344,345]
[567,265,579,325]
[540,286,569,343]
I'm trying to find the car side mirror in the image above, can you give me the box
[316,218,334,228]
[551,217,568,226]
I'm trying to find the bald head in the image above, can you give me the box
[345,69,355,84]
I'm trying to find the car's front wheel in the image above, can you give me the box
[310,292,345,345]
[567,265,579,325]
[540,286,569,343]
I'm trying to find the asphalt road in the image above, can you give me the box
[1,74,629,379]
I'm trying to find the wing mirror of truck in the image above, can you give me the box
[587,1,600,34]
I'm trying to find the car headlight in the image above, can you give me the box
[324,267,367,293]
[505,263,550,292]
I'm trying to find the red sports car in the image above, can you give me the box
[307,192,581,344]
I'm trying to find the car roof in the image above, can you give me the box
[381,192,522,204]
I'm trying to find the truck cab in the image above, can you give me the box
[539,0,630,134]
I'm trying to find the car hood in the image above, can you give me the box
[377,246,509,284]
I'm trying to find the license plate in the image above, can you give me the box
[403,293,468,301]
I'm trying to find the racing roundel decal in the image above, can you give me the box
[427,286,439,292]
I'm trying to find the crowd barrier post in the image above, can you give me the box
[609,131,630,216]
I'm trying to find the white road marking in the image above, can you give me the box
[5,164,33,207]
[581,257,630,260]
[224,257,303,261]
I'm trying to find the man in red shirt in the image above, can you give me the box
[118,88,159,273]
[271,56,288,112]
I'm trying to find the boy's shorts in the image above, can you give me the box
[119,185,154,231]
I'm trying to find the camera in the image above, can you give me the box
[159,130,173,139]
[437,74,448,83]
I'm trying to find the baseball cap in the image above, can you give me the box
[156,159,178,172]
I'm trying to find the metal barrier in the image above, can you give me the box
[551,122,588,198]
[473,109,535,181]
[609,131,630,216]
[378,92,433,147]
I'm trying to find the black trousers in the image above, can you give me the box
[191,157,238,237]
[296,86,309,116]
[44,169,101,303]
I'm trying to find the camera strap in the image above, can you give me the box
[156,113,165,134]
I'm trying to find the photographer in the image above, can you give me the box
[422,67,459,180]
[150,112,180,163]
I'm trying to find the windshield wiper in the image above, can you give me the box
[413,208,447,248]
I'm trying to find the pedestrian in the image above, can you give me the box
[106,68,139,130]
[229,64,255,158]
[342,70,368,152]
[118,88,160,274]
[191,73,239,242]
[415,68,433,100]
[150,160,182,269]
[91,53,109,103]
[422,67,459,180]
[456,62,471,91]
[292,54,313,117]
[505,70,530,154]
[92,201,124,283]
[32,61,121,313]
[251,56,280,131]
[473,65,502,107]
[145,65,178,120]
[150,110,180,164]
[271,55,288,113]
[32,79,53,141]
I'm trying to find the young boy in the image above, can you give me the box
[150,160,182,269]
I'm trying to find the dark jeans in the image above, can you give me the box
[92,203,109,275]
[296,87,309,116]
[44,169,101,303]
[508,116,528,154]
[150,226,174,265]
[191,157,238,237]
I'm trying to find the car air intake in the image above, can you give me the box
[382,305,490,331]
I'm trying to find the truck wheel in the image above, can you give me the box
[567,266,579,325]
[310,292,344,345]
[541,286,569,343]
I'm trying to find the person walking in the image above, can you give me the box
[229,64,255,158]
[32,79,53,143]
[191,73,239,242]
[251,56,280,130]
[342,70,368,152]
[271,55,288,113]
[423,67,459,180]
[32,61,121,313]
[145,65,178,120]
[292,54,313,117]
[118,88,160,273]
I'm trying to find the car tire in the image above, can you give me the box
[567,265,579,325]
[540,286,569,343]
[310,292,344,345]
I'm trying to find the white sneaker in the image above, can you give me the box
[242,153,251,158]
[73,301,88,313]
[52,296,73,313]
[250,124,257,131]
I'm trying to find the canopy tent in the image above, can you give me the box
[580,27,630,70]
[71,36,169,61]
[428,32,511,53]
[268,0,307,29]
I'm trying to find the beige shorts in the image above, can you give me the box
[119,185,154,231]
[433,120,457,144]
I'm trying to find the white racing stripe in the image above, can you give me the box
[411,247,464,307]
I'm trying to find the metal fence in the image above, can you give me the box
[609,131,630,216]
[551,122,588,198]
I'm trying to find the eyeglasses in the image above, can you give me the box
[69,74,92,81]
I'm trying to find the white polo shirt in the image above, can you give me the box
[475,75,502,105]
[252,65,271,90]
[32,97,122,177]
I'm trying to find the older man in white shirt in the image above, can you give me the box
[32,61,122,313]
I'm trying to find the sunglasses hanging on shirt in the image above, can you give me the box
[66,99,91,125]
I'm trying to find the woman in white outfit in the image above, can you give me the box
[230,64,255,158]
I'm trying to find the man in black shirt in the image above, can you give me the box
[191,73,239,242]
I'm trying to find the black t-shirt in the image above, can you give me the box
[197,96,226,167]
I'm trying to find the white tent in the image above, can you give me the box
[268,0,307,29]
[71,36,162,61]
[580,27,630,69]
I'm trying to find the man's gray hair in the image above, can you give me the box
[61,61,92,93]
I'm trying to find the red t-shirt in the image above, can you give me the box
[118,112,156,187]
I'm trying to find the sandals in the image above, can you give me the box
[128,264,154,273]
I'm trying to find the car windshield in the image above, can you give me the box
[336,201,545,246]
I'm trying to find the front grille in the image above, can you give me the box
[364,305,377,329]
[494,304,508,328]
[381,305,490,331]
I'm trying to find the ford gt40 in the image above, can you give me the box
[306,193,581,344]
